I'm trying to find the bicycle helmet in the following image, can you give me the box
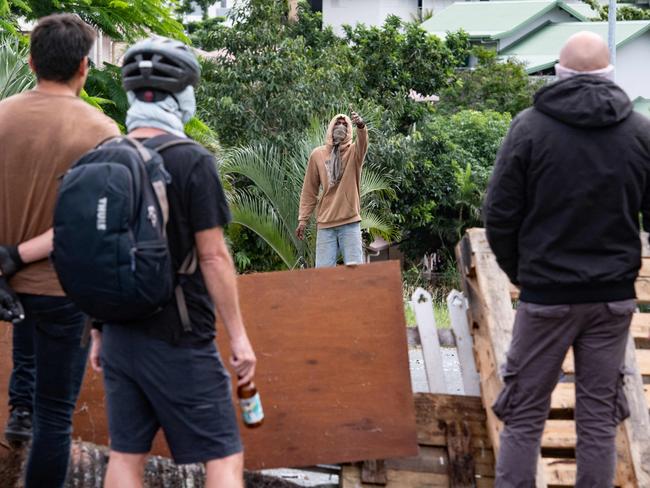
[122,37,200,93]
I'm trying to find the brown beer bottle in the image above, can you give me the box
[237,380,264,428]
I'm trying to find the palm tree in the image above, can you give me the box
[221,122,397,269]
[0,36,34,100]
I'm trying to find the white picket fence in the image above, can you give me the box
[408,288,481,396]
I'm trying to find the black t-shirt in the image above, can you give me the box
[135,134,231,346]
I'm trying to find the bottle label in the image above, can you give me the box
[240,393,264,425]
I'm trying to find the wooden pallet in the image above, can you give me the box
[341,394,495,487]
[457,228,650,487]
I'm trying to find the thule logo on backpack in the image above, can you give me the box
[97,197,108,230]
[147,205,157,228]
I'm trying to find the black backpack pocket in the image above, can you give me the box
[133,240,174,309]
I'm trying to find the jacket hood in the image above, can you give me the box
[534,75,632,128]
[325,114,353,149]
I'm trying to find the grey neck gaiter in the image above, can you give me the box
[125,85,196,138]
[326,125,347,186]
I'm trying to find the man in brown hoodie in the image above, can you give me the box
[296,112,368,267]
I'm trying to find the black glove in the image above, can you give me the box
[0,246,25,324]
[0,276,24,323]
[0,245,24,278]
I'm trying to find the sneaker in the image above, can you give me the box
[5,406,32,444]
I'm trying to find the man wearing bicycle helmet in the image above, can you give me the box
[89,37,256,487]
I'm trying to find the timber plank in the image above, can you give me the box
[550,383,650,411]
[341,464,496,488]
[621,335,650,485]
[67,263,419,470]
[562,349,650,376]
[457,229,548,487]
[635,278,650,304]
[340,464,450,488]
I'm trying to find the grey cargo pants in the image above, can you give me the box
[494,299,634,488]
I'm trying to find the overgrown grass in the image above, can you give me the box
[404,296,451,329]
[402,264,458,330]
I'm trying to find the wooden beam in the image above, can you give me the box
[445,420,476,488]
[550,382,650,411]
[562,348,650,376]
[621,334,650,485]
[361,460,387,485]
[288,0,298,22]
[457,229,548,487]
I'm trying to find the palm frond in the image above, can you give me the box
[222,144,301,233]
[361,210,401,242]
[0,36,33,100]
[228,189,299,269]
[360,169,395,200]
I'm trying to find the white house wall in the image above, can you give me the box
[379,0,419,22]
[499,9,579,50]
[616,33,650,100]
[323,0,424,35]
[423,0,454,15]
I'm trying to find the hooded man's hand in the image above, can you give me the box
[0,276,24,323]
[295,222,307,241]
[351,111,364,128]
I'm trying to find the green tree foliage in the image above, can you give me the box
[4,0,186,41]
[438,48,543,117]
[193,1,358,149]
[373,110,511,260]
[177,0,212,20]
[580,0,650,20]
[191,1,470,148]
[343,17,469,102]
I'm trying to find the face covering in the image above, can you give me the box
[326,145,342,186]
[126,85,197,138]
[332,124,347,145]
[555,63,615,82]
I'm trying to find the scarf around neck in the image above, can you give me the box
[125,86,196,138]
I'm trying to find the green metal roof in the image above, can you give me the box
[420,1,588,40]
[501,21,650,72]
[634,97,650,118]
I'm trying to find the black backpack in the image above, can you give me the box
[52,136,196,330]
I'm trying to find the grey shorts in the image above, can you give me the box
[101,324,242,464]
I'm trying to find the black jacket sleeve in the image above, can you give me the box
[483,115,530,285]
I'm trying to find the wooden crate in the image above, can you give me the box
[457,228,650,487]
[341,394,495,487]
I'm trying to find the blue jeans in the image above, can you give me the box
[315,222,363,268]
[9,319,36,411]
[17,295,89,488]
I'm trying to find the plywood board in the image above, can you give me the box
[3,262,418,471]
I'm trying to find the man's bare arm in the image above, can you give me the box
[18,228,53,264]
[196,226,256,385]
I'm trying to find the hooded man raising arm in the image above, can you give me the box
[296,111,368,267]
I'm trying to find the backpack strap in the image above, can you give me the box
[147,139,200,234]
[154,139,200,153]
[175,249,198,332]
[148,137,202,333]
[98,136,153,163]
